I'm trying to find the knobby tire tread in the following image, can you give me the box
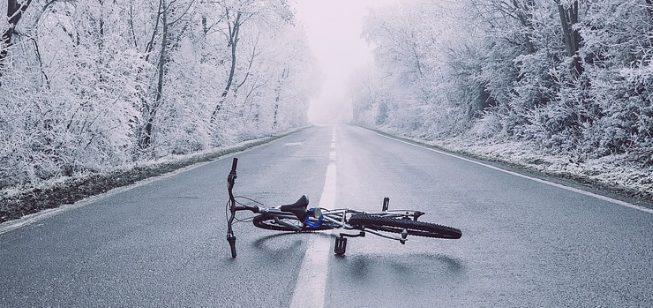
[348,214,462,239]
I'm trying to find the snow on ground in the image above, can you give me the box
[368,125,652,204]
[419,135,652,203]
[0,131,299,223]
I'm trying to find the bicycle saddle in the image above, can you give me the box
[279,195,309,221]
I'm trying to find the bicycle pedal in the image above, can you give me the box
[334,237,347,255]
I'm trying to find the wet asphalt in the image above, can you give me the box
[1,125,651,307]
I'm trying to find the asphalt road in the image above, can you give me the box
[1,125,652,307]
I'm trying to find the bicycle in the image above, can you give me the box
[225,157,462,258]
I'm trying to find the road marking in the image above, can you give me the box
[369,129,653,215]
[289,127,337,308]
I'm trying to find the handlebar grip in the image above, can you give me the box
[231,158,238,172]
[227,234,237,258]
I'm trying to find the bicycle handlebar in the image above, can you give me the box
[226,157,261,257]
[227,157,238,257]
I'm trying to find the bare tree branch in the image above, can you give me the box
[1,0,33,79]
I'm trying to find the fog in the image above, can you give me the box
[292,0,397,125]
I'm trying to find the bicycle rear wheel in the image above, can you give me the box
[252,214,335,231]
[348,214,462,239]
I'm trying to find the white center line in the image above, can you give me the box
[289,127,337,308]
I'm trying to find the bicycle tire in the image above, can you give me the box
[348,214,462,239]
[252,214,335,231]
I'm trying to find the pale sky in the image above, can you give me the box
[292,0,397,124]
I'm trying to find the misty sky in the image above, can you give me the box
[292,0,397,124]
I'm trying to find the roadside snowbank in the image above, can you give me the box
[376,128,653,204]
[0,131,299,224]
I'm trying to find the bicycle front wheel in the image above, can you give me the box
[252,214,335,231]
[348,214,462,239]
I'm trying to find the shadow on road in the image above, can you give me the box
[332,252,466,283]
[250,232,305,258]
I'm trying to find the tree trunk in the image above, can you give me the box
[511,0,536,54]
[140,0,169,150]
[645,0,653,49]
[273,67,288,129]
[210,10,241,124]
[556,0,583,79]
[0,0,32,79]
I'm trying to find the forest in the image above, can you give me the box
[1,0,652,200]
[350,0,653,198]
[0,0,319,189]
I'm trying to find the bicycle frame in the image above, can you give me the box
[317,208,427,241]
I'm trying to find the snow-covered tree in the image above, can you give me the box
[351,0,653,165]
[0,0,317,188]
